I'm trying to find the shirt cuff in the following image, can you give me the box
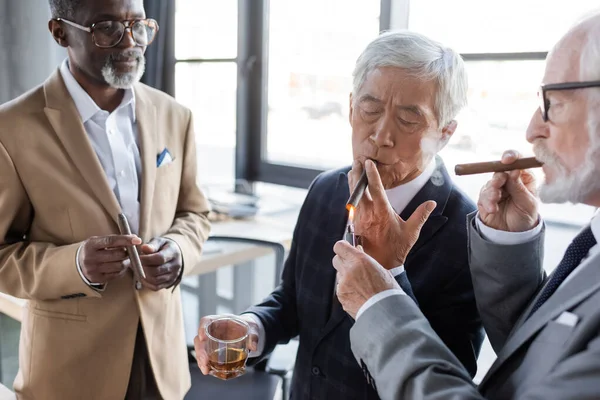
[389,265,405,277]
[239,313,266,358]
[356,289,405,321]
[76,244,106,291]
[475,213,543,245]
[163,237,184,289]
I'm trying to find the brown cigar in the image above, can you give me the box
[346,168,369,211]
[455,157,543,176]
[117,213,146,281]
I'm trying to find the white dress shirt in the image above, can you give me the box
[60,60,142,287]
[242,158,438,356]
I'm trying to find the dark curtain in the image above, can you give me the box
[142,0,175,95]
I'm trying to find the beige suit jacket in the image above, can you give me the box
[0,69,211,399]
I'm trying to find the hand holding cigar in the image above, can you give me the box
[455,156,543,176]
[117,213,146,286]
[476,150,540,232]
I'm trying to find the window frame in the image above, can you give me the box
[173,0,546,192]
[234,0,393,192]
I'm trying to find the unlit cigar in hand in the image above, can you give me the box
[117,213,146,281]
[454,157,543,176]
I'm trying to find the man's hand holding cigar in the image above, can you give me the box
[477,150,540,232]
[78,234,183,291]
[78,235,143,285]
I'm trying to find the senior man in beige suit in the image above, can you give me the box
[0,0,210,399]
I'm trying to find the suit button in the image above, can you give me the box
[311,366,321,376]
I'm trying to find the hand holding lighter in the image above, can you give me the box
[344,223,356,247]
[117,214,146,284]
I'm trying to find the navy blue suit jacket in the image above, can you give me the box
[248,158,484,399]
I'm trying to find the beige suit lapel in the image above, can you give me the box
[43,70,121,226]
[134,85,157,241]
[480,257,600,387]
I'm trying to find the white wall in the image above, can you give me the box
[0,0,66,104]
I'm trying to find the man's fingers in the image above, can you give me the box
[333,240,359,260]
[144,261,178,278]
[248,333,259,352]
[332,254,343,273]
[139,250,177,266]
[102,268,129,281]
[364,160,387,208]
[478,187,503,214]
[500,150,521,165]
[193,336,211,375]
[90,235,142,250]
[406,201,437,233]
[144,237,165,254]
[519,169,538,195]
[94,248,129,263]
[144,270,176,287]
[505,168,537,199]
[140,244,155,255]
[479,174,509,214]
[98,260,128,274]
[364,187,373,202]
[489,172,508,189]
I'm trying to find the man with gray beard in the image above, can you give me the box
[0,0,211,399]
[332,11,600,400]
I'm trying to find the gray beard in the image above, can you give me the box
[101,53,146,89]
[535,122,600,204]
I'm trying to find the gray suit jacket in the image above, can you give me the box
[350,212,600,399]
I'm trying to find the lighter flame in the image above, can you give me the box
[347,205,355,223]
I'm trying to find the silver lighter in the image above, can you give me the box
[344,205,358,247]
[344,222,356,247]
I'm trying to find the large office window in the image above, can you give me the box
[265,0,381,170]
[173,0,598,219]
[174,0,238,185]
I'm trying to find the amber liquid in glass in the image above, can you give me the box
[208,348,248,374]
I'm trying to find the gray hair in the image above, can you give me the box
[48,0,82,19]
[352,30,468,128]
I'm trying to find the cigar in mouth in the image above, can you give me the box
[454,157,543,176]
[346,160,376,210]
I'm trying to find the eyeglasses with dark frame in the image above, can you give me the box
[539,80,600,122]
[56,18,159,49]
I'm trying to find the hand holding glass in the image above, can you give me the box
[205,316,250,380]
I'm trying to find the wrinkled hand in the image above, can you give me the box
[139,237,183,291]
[78,235,142,284]
[332,242,400,319]
[194,315,260,375]
[348,159,437,268]
[478,150,539,232]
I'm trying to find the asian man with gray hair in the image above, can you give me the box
[333,11,600,400]
[195,30,484,399]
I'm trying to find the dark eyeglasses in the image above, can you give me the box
[57,18,159,48]
[538,80,600,122]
